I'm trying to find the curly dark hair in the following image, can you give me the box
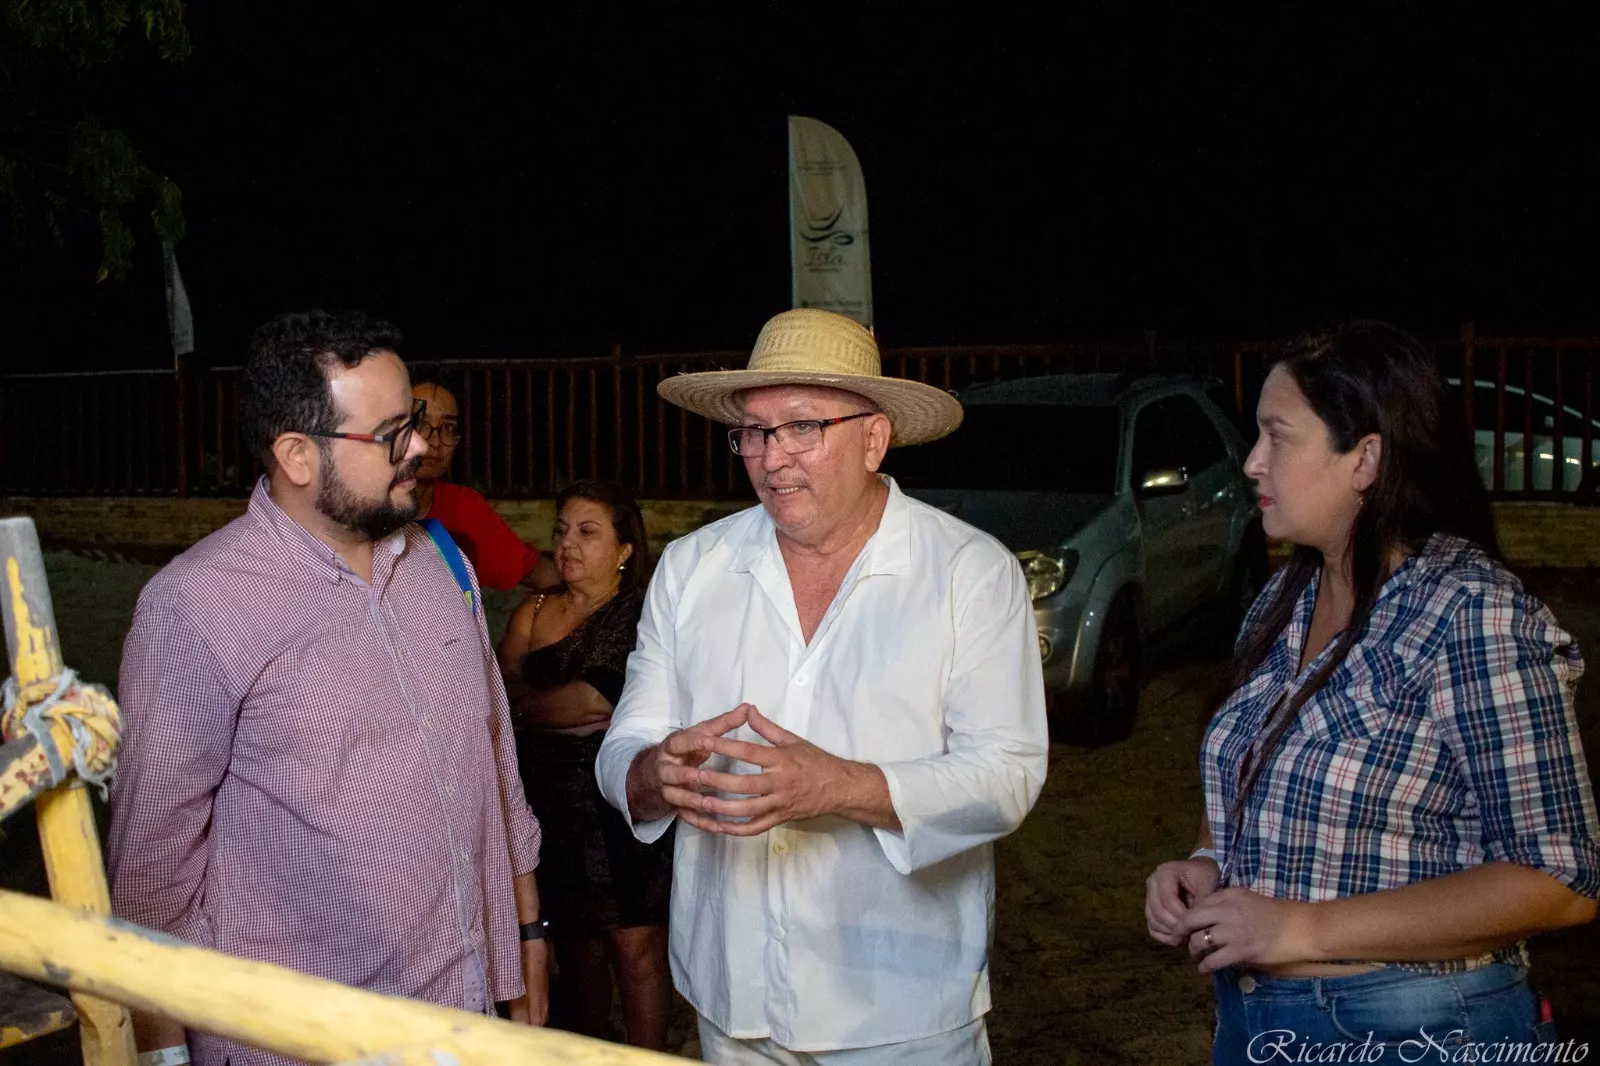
[556,479,652,594]
[241,309,405,470]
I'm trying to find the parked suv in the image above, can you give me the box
[889,373,1264,742]
[1449,378,1600,493]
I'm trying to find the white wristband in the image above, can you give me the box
[1189,847,1221,865]
[138,1047,191,1066]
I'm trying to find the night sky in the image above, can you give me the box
[4,15,1598,371]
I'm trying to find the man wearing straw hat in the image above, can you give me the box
[597,308,1049,1064]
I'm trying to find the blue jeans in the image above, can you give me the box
[1212,964,1565,1065]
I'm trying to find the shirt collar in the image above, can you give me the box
[728,475,912,577]
[1286,530,1465,650]
[247,476,409,584]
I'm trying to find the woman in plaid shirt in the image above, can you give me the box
[1146,322,1599,1061]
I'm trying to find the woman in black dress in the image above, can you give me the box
[497,479,672,1050]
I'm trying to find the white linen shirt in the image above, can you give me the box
[596,477,1050,1052]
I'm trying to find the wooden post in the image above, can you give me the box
[0,733,62,823]
[174,356,191,496]
[0,517,137,1066]
[1460,322,1477,434]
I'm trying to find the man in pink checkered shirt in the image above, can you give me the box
[109,310,546,1066]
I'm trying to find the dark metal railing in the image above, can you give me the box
[3,326,1597,502]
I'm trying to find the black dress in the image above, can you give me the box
[511,588,674,933]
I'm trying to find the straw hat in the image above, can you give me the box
[656,309,964,447]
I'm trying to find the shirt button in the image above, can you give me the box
[794,675,809,686]
[771,926,786,942]
[459,850,472,864]
[1238,975,1258,994]
[773,840,790,856]
[444,784,457,797]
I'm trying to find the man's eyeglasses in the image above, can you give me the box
[727,412,875,458]
[304,398,426,464]
[419,420,462,447]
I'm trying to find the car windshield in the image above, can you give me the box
[887,404,1121,494]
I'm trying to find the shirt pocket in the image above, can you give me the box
[437,631,495,715]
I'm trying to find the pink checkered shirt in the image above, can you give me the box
[109,479,540,1066]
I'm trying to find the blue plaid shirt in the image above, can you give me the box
[1203,534,1600,972]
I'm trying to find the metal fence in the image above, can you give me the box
[3,327,1598,502]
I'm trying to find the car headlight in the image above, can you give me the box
[1018,549,1079,601]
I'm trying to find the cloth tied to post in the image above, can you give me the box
[1,668,121,796]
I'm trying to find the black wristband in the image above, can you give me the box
[519,918,550,942]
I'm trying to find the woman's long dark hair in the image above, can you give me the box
[556,479,652,594]
[1219,322,1497,773]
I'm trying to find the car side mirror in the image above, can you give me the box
[1136,467,1190,498]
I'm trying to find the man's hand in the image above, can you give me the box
[676,706,898,835]
[626,704,753,823]
[133,1013,189,1057]
[507,939,550,1026]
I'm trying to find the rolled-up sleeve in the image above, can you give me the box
[874,555,1050,874]
[108,600,238,945]
[1432,585,1600,898]
[469,558,539,876]
[596,545,682,843]
[488,663,540,877]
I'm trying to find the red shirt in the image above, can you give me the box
[426,481,540,591]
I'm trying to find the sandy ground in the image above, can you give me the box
[3,554,1597,1064]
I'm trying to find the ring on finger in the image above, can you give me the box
[1202,928,1216,949]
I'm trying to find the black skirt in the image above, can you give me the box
[515,728,674,934]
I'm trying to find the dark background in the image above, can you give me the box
[3,14,1598,370]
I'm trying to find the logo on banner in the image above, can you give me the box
[798,206,852,276]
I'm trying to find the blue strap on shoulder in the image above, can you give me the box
[419,517,478,617]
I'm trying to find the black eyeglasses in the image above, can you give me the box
[304,398,426,464]
[419,419,462,447]
[728,412,876,457]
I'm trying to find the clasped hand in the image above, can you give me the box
[1145,858,1311,973]
[646,703,855,835]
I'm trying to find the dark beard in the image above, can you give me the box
[316,450,421,542]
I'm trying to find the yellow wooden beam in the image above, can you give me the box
[0,890,678,1065]
[0,971,77,1048]
[0,735,57,822]
[330,1042,467,1066]
[2,521,137,1066]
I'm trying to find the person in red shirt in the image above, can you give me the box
[413,381,559,591]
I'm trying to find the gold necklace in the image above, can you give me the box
[560,584,620,620]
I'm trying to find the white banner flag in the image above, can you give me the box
[163,240,195,359]
[788,116,872,328]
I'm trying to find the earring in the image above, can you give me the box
[617,559,627,572]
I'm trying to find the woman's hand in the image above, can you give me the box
[1174,886,1315,973]
[1146,857,1221,947]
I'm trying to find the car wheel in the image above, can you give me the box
[1085,596,1142,744]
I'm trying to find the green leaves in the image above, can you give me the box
[0,0,189,282]
[3,0,189,68]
